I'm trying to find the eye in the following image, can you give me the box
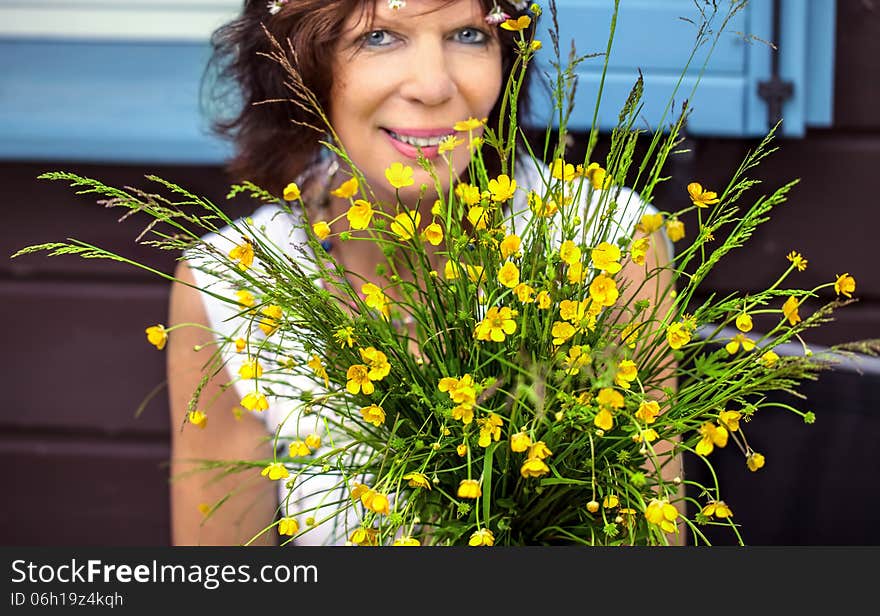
[452,27,489,45]
[360,29,398,48]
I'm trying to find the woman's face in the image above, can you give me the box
[330,0,503,207]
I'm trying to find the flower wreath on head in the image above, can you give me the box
[268,1,530,20]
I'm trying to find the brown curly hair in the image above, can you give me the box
[202,0,537,197]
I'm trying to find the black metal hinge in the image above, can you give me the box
[757,0,794,129]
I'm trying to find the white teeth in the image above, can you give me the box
[389,131,451,147]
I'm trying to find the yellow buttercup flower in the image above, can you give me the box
[346,364,375,395]
[456,443,468,456]
[594,408,614,430]
[360,346,391,380]
[746,451,766,472]
[312,221,331,240]
[786,250,808,271]
[238,359,263,380]
[488,174,516,202]
[583,162,607,190]
[665,218,685,243]
[529,191,558,218]
[234,338,246,353]
[645,498,679,533]
[834,273,856,298]
[701,500,733,519]
[392,536,421,546]
[403,472,432,490]
[188,410,207,429]
[241,391,269,412]
[592,242,622,274]
[282,182,301,201]
[477,413,504,448]
[536,290,552,310]
[718,410,742,432]
[735,313,753,332]
[330,176,359,199]
[360,404,386,427]
[145,324,167,350]
[455,182,482,206]
[500,234,521,259]
[422,222,443,246]
[228,240,254,271]
[550,158,577,182]
[666,321,693,350]
[512,282,535,303]
[235,289,255,307]
[635,400,660,424]
[305,434,321,450]
[633,428,659,443]
[385,162,414,189]
[695,421,728,456]
[361,490,391,515]
[347,199,374,230]
[261,462,289,481]
[529,40,542,51]
[615,359,638,389]
[551,321,576,346]
[474,306,518,342]
[361,282,390,319]
[438,135,464,154]
[520,457,550,478]
[637,212,664,234]
[500,15,531,31]
[457,479,482,499]
[562,345,591,375]
[289,440,311,457]
[467,205,489,231]
[597,388,624,410]
[510,432,531,453]
[589,274,619,307]
[307,354,329,388]
[559,240,582,266]
[453,117,484,132]
[468,528,495,546]
[687,182,720,208]
[390,211,421,241]
[760,350,780,366]
[334,326,356,348]
[349,527,378,546]
[278,517,299,536]
[782,296,801,325]
[497,261,520,288]
[258,304,283,336]
[528,441,552,460]
[725,333,755,354]
[630,237,650,266]
[603,494,620,509]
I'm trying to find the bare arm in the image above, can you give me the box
[618,228,685,544]
[167,261,278,545]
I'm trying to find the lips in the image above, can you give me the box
[382,128,455,160]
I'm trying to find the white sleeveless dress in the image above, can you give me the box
[187,157,668,545]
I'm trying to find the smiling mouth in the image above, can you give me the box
[383,129,454,148]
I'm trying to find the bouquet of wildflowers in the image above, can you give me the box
[15,1,877,546]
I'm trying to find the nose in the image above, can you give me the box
[398,40,458,106]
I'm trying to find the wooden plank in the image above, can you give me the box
[833,0,880,129]
[684,363,880,545]
[0,280,171,435]
[1,161,248,280]
[0,435,170,546]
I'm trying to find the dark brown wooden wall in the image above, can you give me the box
[2,2,878,546]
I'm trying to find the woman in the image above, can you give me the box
[167,0,677,546]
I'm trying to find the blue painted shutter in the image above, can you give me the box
[527,0,836,138]
[0,1,837,164]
